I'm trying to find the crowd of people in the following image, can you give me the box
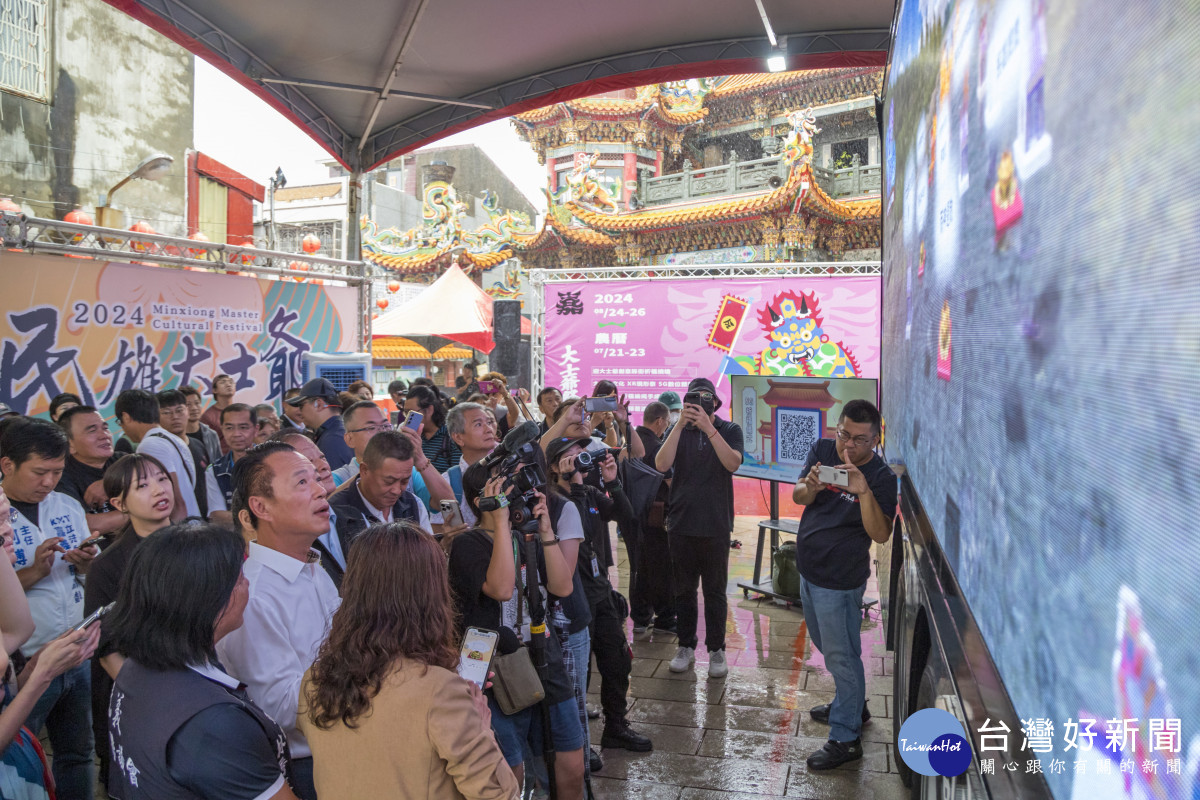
[0,362,895,799]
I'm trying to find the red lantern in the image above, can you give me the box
[301,233,321,254]
[186,230,210,258]
[64,208,92,226]
[289,261,311,283]
[387,280,401,293]
[0,197,20,213]
[129,220,156,255]
[376,298,389,311]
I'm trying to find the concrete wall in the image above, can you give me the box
[0,0,193,229]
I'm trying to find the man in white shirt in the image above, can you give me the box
[113,389,195,521]
[331,401,455,505]
[2,419,100,798]
[328,430,433,548]
[215,441,340,800]
[273,430,349,591]
[204,403,258,528]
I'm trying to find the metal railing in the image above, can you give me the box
[637,153,880,207]
[1,211,373,349]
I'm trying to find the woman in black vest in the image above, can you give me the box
[83,453,174,792]
[104,523,299,800]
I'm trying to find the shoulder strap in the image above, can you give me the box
[512,536,524,630]
[149,432,194,484]
[448,466,464,503]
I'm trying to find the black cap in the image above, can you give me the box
[686,377,722,410]
[546,436,594,465]
[285,378,340,407]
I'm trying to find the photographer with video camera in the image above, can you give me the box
[547,437,652,754]
[655,378,743,679]
[448,425,585,800]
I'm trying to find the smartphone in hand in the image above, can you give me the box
[403,411,424,432]
[72,602,113,632]
[584,396,619,414]
[457,627,499,689]
[440,499,465,528]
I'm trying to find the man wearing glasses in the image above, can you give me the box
[655,377,744,680]
[790,399,897,771]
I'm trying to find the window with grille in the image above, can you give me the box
[0,0,50,101]
[277,220,343,260]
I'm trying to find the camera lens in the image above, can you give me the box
[574,450,594,473]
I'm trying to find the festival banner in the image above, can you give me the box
[543,274,880,415]
[0,253,358,419]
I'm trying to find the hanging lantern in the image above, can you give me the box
[186,230,210,259]
[387,280,401,293]
[289,261,310,283]
[64,208,93,226]
[376,298,389,311]
[129,220,156,255]
[301,233,321,254]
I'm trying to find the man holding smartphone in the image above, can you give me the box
[654,378,743,679]
[2,419,100,797]
[789,399,897,770]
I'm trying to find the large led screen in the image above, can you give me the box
[881,0,1199,797]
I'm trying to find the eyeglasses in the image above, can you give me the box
[347,423,392,434]
[836,428,876,447]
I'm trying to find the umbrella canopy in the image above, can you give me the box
[372,264,494,352]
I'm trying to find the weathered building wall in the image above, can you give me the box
[0,0,193,229]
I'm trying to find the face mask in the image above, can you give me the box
[668,411,681,427]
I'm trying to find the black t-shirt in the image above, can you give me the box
[568,483,633,606]
[57,455,118,512]
[114,436,135,456]
[10,499,38,528]
[85,530,144,658]
[447,529,573,704]
[637,426,669,505]
[794,438,898,591]
[665,417,743,538]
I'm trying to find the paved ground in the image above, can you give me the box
[587,516,907,800]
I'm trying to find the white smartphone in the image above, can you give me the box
[403,410,424,432]
[817,465,850,488]
[457,627,499,688]
[440,499,465,528]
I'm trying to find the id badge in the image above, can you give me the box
[591,555,601,578]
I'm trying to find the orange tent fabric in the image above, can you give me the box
[371,264,494,353]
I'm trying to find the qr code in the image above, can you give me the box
[777,409,820,464]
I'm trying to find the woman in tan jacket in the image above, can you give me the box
[299,522,518,800]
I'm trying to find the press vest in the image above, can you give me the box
[8,491,88,655]
[108,661,289,800]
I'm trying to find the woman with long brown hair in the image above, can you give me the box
[300,522,517,799]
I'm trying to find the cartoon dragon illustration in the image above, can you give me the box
[728,289,861,377]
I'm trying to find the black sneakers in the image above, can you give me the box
[600,720,653,752]
[805,738,864,770]
[589,746,604,773]
[808,699,871,726]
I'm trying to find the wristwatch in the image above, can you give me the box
[540,536,560,547]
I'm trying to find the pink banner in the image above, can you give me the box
[543,275,880,414]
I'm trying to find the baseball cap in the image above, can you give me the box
[0,402,18,419]
[657,391,682,410]
[686,377,722,410]
[546,436,595,465]
[285,378,340,407]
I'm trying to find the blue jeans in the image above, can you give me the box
[25,661,95,800]
[799,577,866,743]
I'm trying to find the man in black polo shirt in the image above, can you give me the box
[655,377,743,679]
[56,406,124,539]
[633,401,675,634]
[286,378,354,470]
[791,399,897,770]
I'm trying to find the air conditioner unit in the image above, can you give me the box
[300,352,372,390]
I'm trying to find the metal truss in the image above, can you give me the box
[2,212,371,347]
[367,30,890,167]
[527,260,881,396]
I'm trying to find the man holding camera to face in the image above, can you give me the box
[790,399,896,770]
[655,378,744,679]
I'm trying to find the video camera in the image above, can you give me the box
[477,421,548,533]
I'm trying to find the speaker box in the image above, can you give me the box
[491,300,526,389]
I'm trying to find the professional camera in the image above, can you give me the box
[573,450,595,474]
[477,421,549,533]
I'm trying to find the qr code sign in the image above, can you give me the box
[777,409,821,465]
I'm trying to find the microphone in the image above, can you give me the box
[501,420,541,452]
